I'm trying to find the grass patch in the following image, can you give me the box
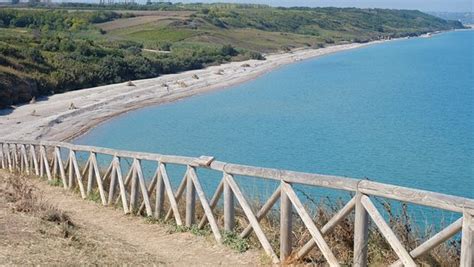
[118,27,196,43]
[144,216,163,224]
[222,231,250,253]
[86,190,102,203]
[41,208,76,238]
[2,171,77,239]
[48,178,63,187]
[162,221,212,237]
[190,225,211,236]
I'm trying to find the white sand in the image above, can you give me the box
[0,40,390,141]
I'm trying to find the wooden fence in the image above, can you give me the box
[1,140,473,266]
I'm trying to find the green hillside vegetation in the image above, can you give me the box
[0,4,465,108]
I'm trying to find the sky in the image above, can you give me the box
[173,0,473,12]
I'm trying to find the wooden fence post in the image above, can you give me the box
[354,192,369,267]
[7,144,13,172]
[224,172,235,231]
[155,164,165,218]
[55,147,67,188]
[86,153,94,195]
[280,183,292,262]
[51,147,58,179]
[3,143,6,168]
[13,144,19,171]
[39,146,44,177]
[129,159,138,212]
[461,211,474,267]
[3,143,7,170]
[24,145,29,174]
[68,151,74,188]
[10,144,15,171]
[3,144,6,170]
[17,144,22,172]
[19,144,24,172]
[31,145,39,176]
[19,145,24,173]
[186,166,196,226]
[0,143,5,170]
[107,159,118,205]
[8,144,13,172]
[2,143,7,170]
[41,145,52,181]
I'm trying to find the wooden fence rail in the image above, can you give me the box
[1,140,473,266]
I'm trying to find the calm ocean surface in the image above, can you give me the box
[75,30,473,204]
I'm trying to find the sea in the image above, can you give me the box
[75,30,473,224]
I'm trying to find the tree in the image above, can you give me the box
[97,55,127,83]
[221,44,238,57]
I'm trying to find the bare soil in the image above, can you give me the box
[0,170,259,265]
[96,11,195,31]
[97,16,178,31]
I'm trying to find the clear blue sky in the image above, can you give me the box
[174,0,473,12]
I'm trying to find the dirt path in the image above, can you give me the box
[0,171,260,265]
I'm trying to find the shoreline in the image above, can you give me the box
[0,37,414,142]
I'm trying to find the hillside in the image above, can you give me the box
[0,4,465,109]
[429,12,474,25]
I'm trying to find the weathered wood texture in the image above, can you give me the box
[361,195,416,267]
[223,175,235,232]
[224,173,279,263]
[390,218,463,267]
[353,192,369,267]
[185,167,196,227]
[188,167,222,243]
[280,185,292,262]
[282,181,340,266]
[461,212,474,267]
[1,140,473,266]
[297,196,356,259]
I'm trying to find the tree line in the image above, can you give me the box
[0,9,259,108]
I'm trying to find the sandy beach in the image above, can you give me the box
[0,40,390,142]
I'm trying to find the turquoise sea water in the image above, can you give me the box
[75,31,473,205]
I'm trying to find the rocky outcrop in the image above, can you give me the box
[0,71,38,109]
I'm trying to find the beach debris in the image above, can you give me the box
[175,81,188,88]
[29,97,36,104]
[241,63,251,68]
[69,102,78,110]
[161,83,170,92]
[31,109,37,116]
[192,74,199,80]
[215,69,224,75]
[127,80,136,86]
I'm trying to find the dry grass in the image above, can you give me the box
[3,172,74,239]
[95,11,195,32]
[5,161,460,266]
[0,171,165,265]
[132,185,461,266]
